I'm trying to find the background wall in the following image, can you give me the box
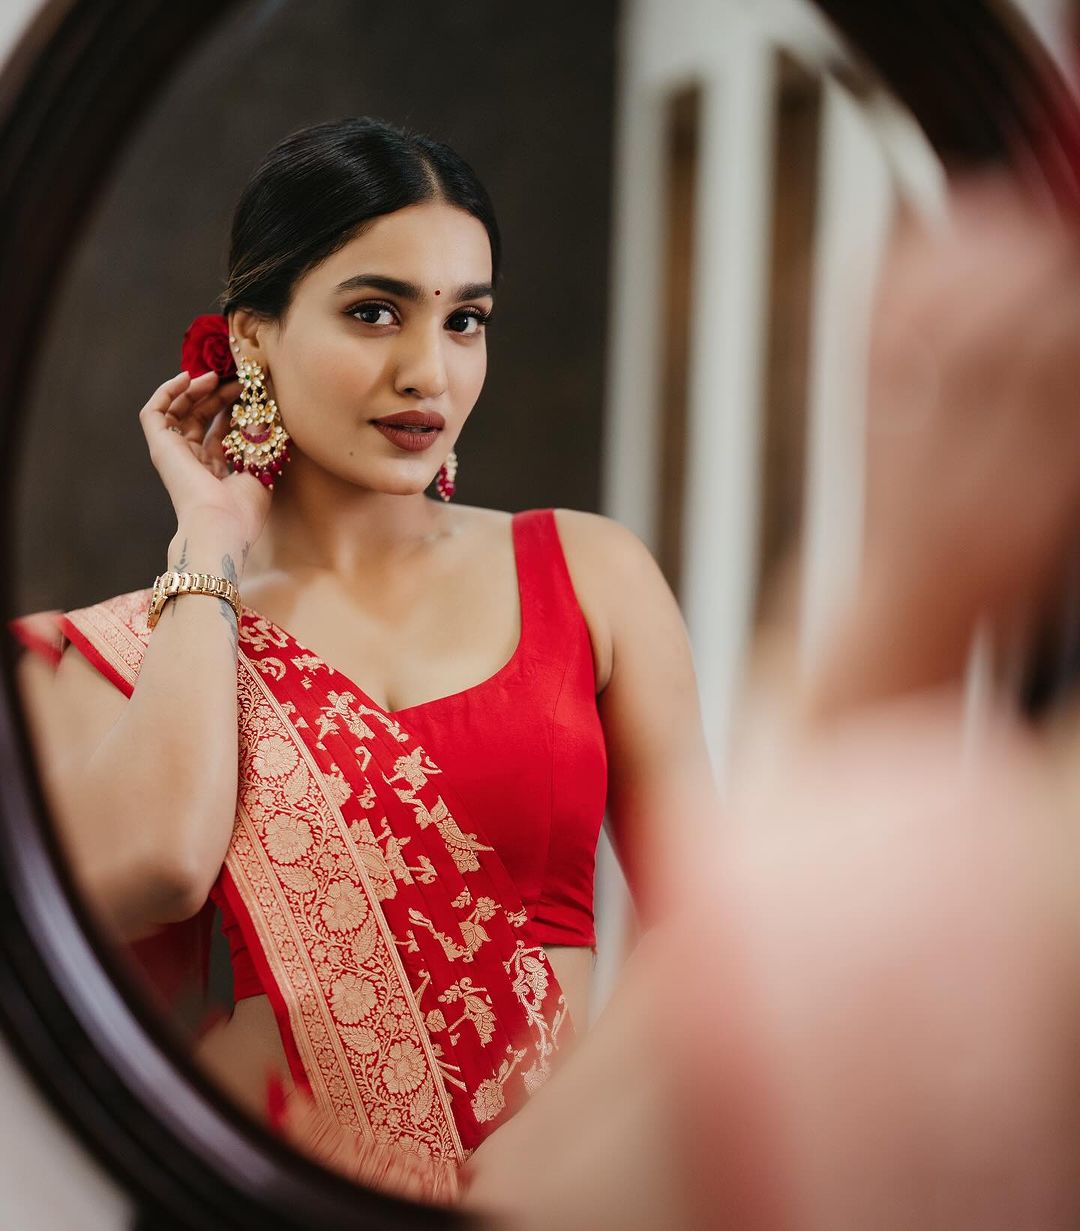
[13,0,617,613]
[604,0,949,774]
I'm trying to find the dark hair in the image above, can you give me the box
[221,117,500,319]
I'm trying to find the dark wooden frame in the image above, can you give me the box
[0,5,464,1226]
[0,1,1074,1227]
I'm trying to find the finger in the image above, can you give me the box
[189,378,241,431]
[168,378,240,442]
[140,372,198,451]
[141,374,226,483]
[166,384,237,453]
[199,408,232,479]
[165,371,222,425]
[139,372,192,427]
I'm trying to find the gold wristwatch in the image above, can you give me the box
[146,570,243,630]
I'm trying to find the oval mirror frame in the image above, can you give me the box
[0,2,1075,1227]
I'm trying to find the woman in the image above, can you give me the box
[12,117,713,1200]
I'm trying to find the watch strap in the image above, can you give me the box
[147,569,242,630]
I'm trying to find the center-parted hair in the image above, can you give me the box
[221,117,500,319]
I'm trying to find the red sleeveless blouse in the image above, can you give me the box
[218,508,608,1000]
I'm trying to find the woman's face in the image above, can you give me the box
[234,200,493,495]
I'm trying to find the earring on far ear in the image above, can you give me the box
[437,450,458,502]
[222,336,292,488]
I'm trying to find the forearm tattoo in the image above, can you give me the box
[221,552,239,660]
[162,538,240,662]
[162,538,189,622]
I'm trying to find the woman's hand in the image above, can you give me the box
[139,370,272,556]
[864,182,1080,629]
[810,179,1080,716]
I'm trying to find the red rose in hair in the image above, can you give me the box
[181,314,237,381]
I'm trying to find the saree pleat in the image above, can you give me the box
[42,590,570,1200]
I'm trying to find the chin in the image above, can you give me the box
[354,462,438,497]
[306,443,442,495]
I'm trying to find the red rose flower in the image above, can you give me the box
[181,314,237,381]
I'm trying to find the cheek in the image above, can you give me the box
[453,342,487,402]
[284,332,383,406]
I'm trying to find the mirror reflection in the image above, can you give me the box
[7,0,968,1214]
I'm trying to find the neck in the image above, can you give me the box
[248,453,448,579]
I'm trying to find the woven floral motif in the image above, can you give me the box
[62,591,571,1194]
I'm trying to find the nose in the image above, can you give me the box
[393,320,448,400]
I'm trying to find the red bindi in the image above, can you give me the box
[434,289,441,296]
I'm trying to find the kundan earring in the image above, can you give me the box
[221,338,291,488]
[437,450,458,502]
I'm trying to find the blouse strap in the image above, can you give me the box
[510,509,590,645]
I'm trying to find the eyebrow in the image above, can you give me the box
[333,274,495,302]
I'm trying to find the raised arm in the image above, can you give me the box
[809,184,1080,722]
[17,370,269,943]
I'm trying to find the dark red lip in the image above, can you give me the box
[371,409,444,453]
[371,410,446,430]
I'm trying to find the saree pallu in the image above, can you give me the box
[17,590,572,1202]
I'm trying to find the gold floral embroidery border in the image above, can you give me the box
[63,589,154,687]
[231,661,463,1164]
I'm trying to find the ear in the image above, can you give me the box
[227,309,272,367]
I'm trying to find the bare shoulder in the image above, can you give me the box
[15,648,58,737]
[551,510,673,692]
[552,509,664,592]
[451,502,513,525]
[17,641,128,775]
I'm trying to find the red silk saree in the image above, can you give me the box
[13,589,572,1201]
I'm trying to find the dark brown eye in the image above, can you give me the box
[447,309,489,335]
[349,302,396,326]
